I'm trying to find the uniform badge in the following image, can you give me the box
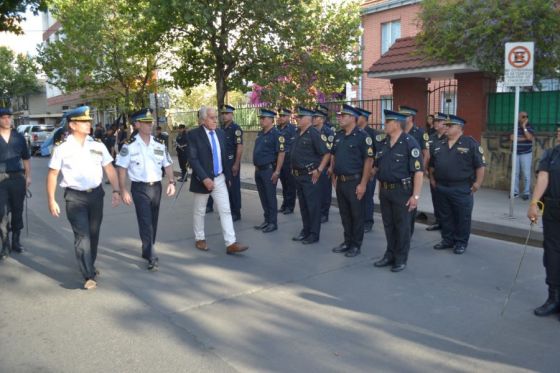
[376,134,386,142]
[278,136,285,143]
[321,134,327,142]
[411,148,420,158]
[367,148,373,156]
[327,143,333,150]
[457,147,469,154]
[479,146,484,154]
[236,138,241,144]
[119,146,129,156]
[423,133,429,141]
[415,160,421,170]
[235,130,242,136]
[328,135,334,143]
[365,137,373,146]
[482,155,486,163]
[154,149,164,156]
[280,144,285,151]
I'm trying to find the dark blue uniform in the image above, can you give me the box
[318,125,335,221]
[427,132,446,227]
[291,126,329,243]
[331,127,374,255]
[175,130,189,179]
[375,133,423,267]
[430,135,485,252]
[253,127,284,228]
[361,126,380,231]
[0,130,29,257]
[277,122,297,213]
[207,122,243,219]
[406,125,429,234]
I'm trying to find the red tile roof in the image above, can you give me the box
[368,36,450,74]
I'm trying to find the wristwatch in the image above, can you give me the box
[414,195,420,200]
[169,180,176,185]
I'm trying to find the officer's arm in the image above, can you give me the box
[422,149,430,171]
[472,167,485,191]
[360,158,373,186]
[23,159,31,187]
[317,153,331,173]
[412,171,423,198]
[531,171,549,204]
[234,144,243,169]
[46,168,60,217]
[275,152,285,174]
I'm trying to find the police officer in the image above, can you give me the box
[400,105,430,235]
[207,105,243,220]
[430,114,485,255]
[356,107,379,233]
[313,107,335,223]
[318,104,332,128]
[277,108,297,214]
[291,106,330,244]
[253,109,285,233]
[46,106,121,290]
[175,124,189,181]
[116,109,176,271]
[0,108,31,259]
[528,126,560,317]
[373,110,424,272]
[426,113,448,231]
[330,104,374,258]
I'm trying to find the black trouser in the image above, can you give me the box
[379,186,413,265]
[364,176,376,228]
[64,186,104,280]
[542,198,560,289]
[131,181,162,261]
[430,183,441,224]
[319,169,332,219]
[0,172,26,252]
[177,152,188,178]
[336,177,365,249]
[255,166,278,225]
[279,154,296,210]
[436,182,473,247]
[207,160,241,217]
[294,173,321,239]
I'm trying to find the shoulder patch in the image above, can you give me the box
[478,145,484,154]
[411,148,420,158]
[328,135,334,142]
[125,137,136,145]
[376,134,386,142]
[415,160,421,170]
[119,146,129,156]
[278,136,285,143]
[235,129,242,137]
[321,134,327,142]
[365,136,373,146]
[423,133,429,141]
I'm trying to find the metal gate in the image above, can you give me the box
[427,80,457,116]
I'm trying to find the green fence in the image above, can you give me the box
[487,91,560,132]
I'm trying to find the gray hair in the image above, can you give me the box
[198,106,216,121]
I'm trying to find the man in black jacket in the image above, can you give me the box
[187,106,248,255]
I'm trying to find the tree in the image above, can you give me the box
[150,0,303,110]
[253,0,362,107]
[0,0,46,34]
[168,84,247,112]
[0,46,41,107]
[37,0,165,116]
[417,0,560,81]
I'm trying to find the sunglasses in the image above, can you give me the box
[520,115,527,118]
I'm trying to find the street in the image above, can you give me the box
[0,158,558,373]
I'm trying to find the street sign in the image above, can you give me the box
[504,42,534,87]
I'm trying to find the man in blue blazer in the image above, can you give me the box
[187,106,248,254]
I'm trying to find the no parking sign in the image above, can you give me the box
[504,42,534,87]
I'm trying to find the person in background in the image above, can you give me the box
[510,111,534,200]
[426,114,435,136]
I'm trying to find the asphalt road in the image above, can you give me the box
[0,157,558,373]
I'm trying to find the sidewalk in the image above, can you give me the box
[173,158,542,245]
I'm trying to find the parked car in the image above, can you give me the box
[20,125,55,155]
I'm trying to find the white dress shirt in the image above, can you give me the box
[203,126,223,175]
[115,135,172,182]
[49,134,113,190]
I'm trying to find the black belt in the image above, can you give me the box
[337,174,361,182]
[132,181,161,186]
[67,184,102,193]
[436,180,470,187]
[379,181,403,190]
[0,171,24,177]
[255,163,275,171]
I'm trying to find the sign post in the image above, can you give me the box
[504,42,534,217]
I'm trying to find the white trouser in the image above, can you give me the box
[193,174,236,247]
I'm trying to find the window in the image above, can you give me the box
[381,20,401,54]
[380,95,393,127]
[441,92,457,115]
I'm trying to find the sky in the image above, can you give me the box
[0,10,44,56]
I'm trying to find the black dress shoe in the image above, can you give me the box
[232,215,241,222]
[391,263,407,272]
[332,243,350,253]
[279,206,286,213]
[364,224,373,233]
[147,259,159,271]
[292,232,307,241]
[434,242,454,250]
[254,222,268,230]
[11,230,24,253]
[534,289,560,316]
[320,216,328,223]
[374,257,394,267]
[262,224,277,233]
[302,236,319,245]
[283,209,294,215]
[344,247,361,257]
[426,223,441,231]
[454,245,466,255]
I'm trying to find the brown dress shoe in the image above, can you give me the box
[226,242,248,255]
[195,240,208,251]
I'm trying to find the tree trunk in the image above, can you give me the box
[215,67,227,112]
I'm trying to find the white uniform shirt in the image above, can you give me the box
[115,135,172,182]
[203,126,223,175]
[49,134,113,190]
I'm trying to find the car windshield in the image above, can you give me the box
[31,126,55,132]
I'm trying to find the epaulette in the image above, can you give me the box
[125,136,136,145]
[94,138,102,143]
[54,138,67,146]
[154,137,165,144]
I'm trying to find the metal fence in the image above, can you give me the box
[169,98,393,131]
[487,90,560,132]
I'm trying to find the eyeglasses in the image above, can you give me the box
[520,115,527,118]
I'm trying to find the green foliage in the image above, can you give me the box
[37,0,164,114]
[0,46,40,106]
[168,84,247,111]
[417,0,560,80]
[255,0,362,106]
[0,0,46,34]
